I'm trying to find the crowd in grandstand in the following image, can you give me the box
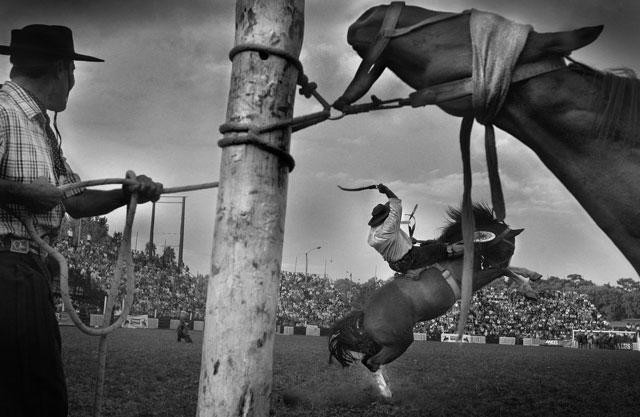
[55,229,206,320]
[413,285,610,339]
[55,218,638,343]
[277,272,614,339]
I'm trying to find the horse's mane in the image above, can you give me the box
[568,61,640,145]
[436,203,498,243]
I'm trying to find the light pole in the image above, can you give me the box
[324,257,333,279]
[304,246,321,277]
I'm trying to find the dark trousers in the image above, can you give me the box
[388,242,448,273]
[0,252,68,417]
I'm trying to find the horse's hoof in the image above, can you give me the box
[530,273,543,281]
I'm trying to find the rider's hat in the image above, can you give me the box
[0,25,103,63]
[368,202,390,227]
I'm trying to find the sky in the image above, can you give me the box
[1,0,638,285]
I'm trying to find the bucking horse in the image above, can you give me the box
[328,203,540,398]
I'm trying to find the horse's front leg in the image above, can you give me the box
[508,266,543,281]
[503,267,539,300]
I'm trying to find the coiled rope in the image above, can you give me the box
[18,176,218,417]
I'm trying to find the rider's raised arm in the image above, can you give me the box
[375,198,403,239]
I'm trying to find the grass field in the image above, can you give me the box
[61,327,640,417]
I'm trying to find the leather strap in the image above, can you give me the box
[432,262,461,300]
[409,57,566,106]
[350,1,405,83]
[389,10,465,38]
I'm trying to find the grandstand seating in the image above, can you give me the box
[54,235,635,348]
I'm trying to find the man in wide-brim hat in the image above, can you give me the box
[367,183,464,275]
[0,25,163,417]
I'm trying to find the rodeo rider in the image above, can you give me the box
[368,183,464,276]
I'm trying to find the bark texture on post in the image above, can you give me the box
[197,1,304,416]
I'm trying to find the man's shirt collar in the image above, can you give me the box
[1,80,47,121]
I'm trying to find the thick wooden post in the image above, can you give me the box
[197,1,304,416]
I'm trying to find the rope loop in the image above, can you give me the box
[229,43,303,73]
[221,43,338,172]
[218,130,296,172]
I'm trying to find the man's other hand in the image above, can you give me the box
[123,170,163,204]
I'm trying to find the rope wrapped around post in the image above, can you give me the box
[219,43,333,172]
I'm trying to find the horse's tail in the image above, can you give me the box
[328,310,381,367]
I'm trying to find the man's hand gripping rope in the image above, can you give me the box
[18,173,218,336]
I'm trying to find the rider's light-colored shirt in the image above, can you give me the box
[367,198,412,262]
[0,80,81,240]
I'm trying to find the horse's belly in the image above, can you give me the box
[398,274,456,322]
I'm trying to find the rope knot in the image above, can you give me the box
[298,79,317,99]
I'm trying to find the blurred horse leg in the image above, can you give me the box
[373,367,392,399]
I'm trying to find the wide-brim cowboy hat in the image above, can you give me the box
[368,202,390,227]
[0,24,103,62]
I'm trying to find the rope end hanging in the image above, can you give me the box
[484,124,506,221]
[457,116,476,341]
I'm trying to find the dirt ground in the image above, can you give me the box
[61,327,640,416]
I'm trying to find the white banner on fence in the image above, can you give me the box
[523,338,542,346]
[440,333,486,343]
[305,325,320,336]
[123,314,149,328]
[499,336,516,345]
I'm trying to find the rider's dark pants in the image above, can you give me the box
[0,252,68,417]
[388,242,448,273]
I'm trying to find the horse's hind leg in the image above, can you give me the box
[363,341,411,373]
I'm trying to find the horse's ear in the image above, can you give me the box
[508,228,524,238]
[521,25,604,61]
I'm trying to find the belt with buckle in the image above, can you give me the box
[0,236,47,258]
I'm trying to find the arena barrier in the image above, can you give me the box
[123,314,149,329]
[85,314,204,330]
[572,329,639,351]
[56,311,75,326]
[522,337,543,346]
[499,336,516,345]
[305,325,320,336]
[280,326,294,335]
[440,333,486,344]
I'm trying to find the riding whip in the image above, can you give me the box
[337,184,378,191]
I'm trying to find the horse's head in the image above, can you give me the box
[438,203,522,271]
[335,2,603,117]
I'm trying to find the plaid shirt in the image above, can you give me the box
[0,80,82,241]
